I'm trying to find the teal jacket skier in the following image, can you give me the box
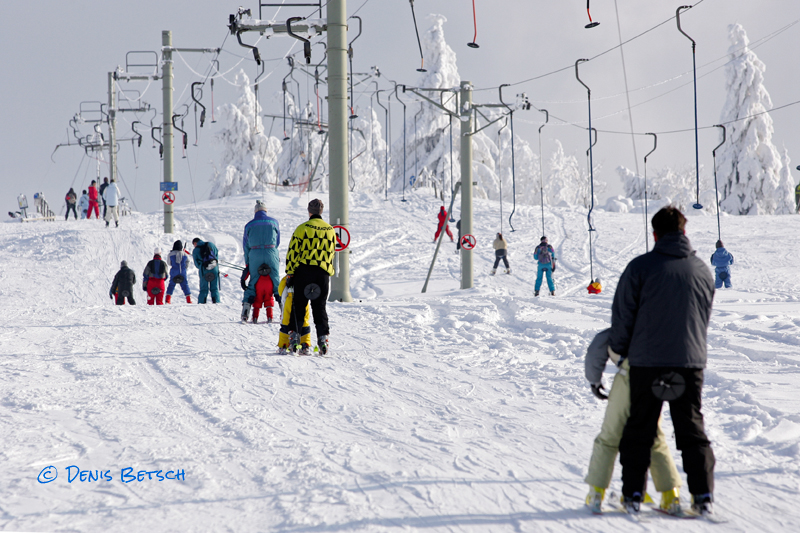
[242,200,281,304]
[192,237,220,303]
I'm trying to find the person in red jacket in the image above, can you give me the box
[87,180,100,219]
[434,206,454,242]
[143,248,168,305]
[240,267,275,323]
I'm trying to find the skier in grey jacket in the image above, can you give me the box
[610,206,716,516]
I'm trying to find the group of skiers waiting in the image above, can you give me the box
[109,238,220,306]
[65,178,122,227]
[434,206,735,295]
[109,198,337,356]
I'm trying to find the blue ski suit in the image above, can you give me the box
[167,249,191,297]
[242,210,281,304]
[192,240,220,303]
[710,247,734,288]
[534,243,556,292]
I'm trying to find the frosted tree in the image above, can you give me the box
[348,108,388,193]
[274,99,330,193]
[209,70,281,199]
[617,164,715,213]
[544,141,604,208]
[717,24,792,215]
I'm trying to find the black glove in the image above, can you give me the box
[285,275,294,288]
[142,282,147,291]
[591,382,608,401]
[241,278,248,290]
[275,293,282,306]
[551,260,557,272]
[109,293,114,300]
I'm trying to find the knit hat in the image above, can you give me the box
[716,240,723,248]
[172,240,183,251]
[154,247,161,255]
[540,236,547,242]
[594,277,601,283]
[254,200,267,213]
[121,260,127,268]
[308,198,324,215]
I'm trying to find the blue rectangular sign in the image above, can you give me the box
[160,182,178,192]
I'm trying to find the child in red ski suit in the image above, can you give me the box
[434,206,454,242]
[241,267,275,323]
[143,248,168,305]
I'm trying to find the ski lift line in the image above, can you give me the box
[711,124,726,241]
[350,0,372,17]
[675,5,703,209]
[643,132,657,252]
[538,109,549,237]
[473,0,707,92]
[408,1,427,72]
[613,0,640,178]
[499,84,518,232]
[467,0,480,48]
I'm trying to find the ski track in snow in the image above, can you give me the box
[2,189,800,532]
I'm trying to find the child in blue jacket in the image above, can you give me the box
[710,240,734,289]
[166,240,192,303]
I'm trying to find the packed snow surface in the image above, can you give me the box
[2,190,800,532]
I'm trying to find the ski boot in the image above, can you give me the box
[550,290,555,296]
[267,307,274,323]
[317,335,329,356]
[252,309,259,324]
[505,268,511,274]
[297,343,311,356]
[165,295,172,304]
[490,268,496,276]
[691,493,713,516]
[115,221,119,228]
[534,290,540,297]
[241,303,251,323]
[277,344,290,355]
[623,492,642,514]
[288,331,300,354]
[186,295,192,304]
[585,485,605,514]
[660,487,681,515]
[105,220,110,228]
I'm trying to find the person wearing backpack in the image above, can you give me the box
[709,240,734,289]
[143,248,169,305]
[240,200,281,322]
[166,240,192,304]
[109,260,136,305]
[65,188,78,220]
[192,237,220,304]
[534,236,557,296]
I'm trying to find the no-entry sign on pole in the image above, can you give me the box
[332,225,351,252]
[460,234,476,250]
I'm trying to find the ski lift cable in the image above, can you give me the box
[538,109,548,238]
[711,125,726,241]
[613,0,639,178]
[473,0,707,92]
[499,84,517,232]
[675,5,703,210]
[575,58,597,282]
[643,133,657,252]
[408,1,427,72]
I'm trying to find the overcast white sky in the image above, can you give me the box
[2,0,799,214]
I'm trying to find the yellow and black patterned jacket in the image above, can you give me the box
[285,215,336,276]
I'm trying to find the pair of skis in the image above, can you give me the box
[595,491,727,523]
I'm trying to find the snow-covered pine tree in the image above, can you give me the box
[209,70,281,199]
[717,23,792,215]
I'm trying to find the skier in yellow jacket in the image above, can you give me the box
[277,275,312,354]
[285,198,336,355]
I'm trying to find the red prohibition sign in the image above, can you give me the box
[162,192,175,205]
[460,234,476,250]
[332,225,351,252]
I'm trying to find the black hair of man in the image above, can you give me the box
[651,205,687,239]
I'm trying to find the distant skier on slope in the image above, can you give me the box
[241,200,280,322]
[109,260,136,305]
[79,190,89,219]
[710,240,734,289]
[534,236,556,296]
[583,328,682,515]
[142,248,168,305]
[87,180,100,219]
[65,188,78,220]
[491,233,511,275]
[103,179,121,228]
[276,274,312,354]
[166,240,192,304]
[241,267,275,323]
[434,206,454,242]
[192,237,220,304]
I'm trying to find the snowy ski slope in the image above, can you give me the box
[2,190,800,532]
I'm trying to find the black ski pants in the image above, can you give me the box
[65,204,78,220]
[492,249,509,269]
[115,294,136,305]
[292,264,330,340]
[620,366,715,498]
